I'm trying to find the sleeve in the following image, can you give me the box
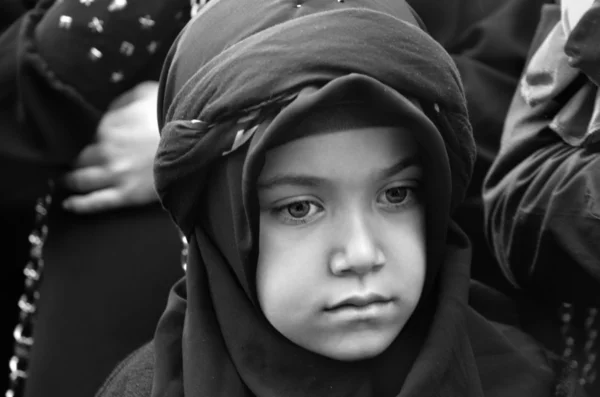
[483,3,600,306]
[94,342,155,397]
[15,0,191,166]
[0,0,190,206]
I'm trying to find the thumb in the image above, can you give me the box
[62,188,123,214]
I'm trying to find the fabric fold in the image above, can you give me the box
[139,2,561,397]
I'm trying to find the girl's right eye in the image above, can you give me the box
[272,200,324,225]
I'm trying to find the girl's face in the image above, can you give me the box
[256,126,426,361]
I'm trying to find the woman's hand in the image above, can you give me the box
[62,81,161,214]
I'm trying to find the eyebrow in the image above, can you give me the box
[377,155,421,180]
[257,155,421,191]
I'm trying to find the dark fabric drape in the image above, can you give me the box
[98,1,577,397]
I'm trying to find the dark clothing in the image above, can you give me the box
[98,1,585,396]
[97,285,584,397]
[96,342,155,397]
[1,0,187,171]
[483,3,600,394]
[24,204,181,397]
[410,0,553,291]
[484,3,600,312]
[0,0,189,395]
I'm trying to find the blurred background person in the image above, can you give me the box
[484,0,600,394]
[0,1,191,396]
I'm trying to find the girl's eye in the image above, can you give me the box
[287,201,312,218]
[384,186,409,204]
[273,200,324,225]
[377,185,418,209]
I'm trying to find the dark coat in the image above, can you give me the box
[483,3,600,395]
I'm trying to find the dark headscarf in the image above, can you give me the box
[151,1,556,397]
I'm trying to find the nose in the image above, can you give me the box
[329,211,385,277]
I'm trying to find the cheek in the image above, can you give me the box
[381,209,427,301]
[256,221,325,320]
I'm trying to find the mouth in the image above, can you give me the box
[325,293,393,312]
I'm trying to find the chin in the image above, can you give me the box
[331,347,387,362]
[316,334,396,362]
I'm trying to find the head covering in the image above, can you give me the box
[150,1,555,397]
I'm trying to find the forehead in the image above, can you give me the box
[259,126,419,181]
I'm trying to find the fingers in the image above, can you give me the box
[73,143,106,168]
[62,188,123,214]
[63,166,114,193]
[62,163,158,213]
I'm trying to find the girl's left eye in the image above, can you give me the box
[287,201,313,218]
[384,186,409,203]
[272,200,324,225]
[377,186,418,208]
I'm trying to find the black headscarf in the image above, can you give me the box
[150,1,556,396]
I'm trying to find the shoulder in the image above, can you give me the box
[95,342,155,397]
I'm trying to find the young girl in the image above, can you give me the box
[97,1,586,396]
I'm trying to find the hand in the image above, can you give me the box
[62,81,161,214]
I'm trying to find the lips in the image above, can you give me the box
[326,293,392,312]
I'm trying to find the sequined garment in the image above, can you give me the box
[30,0,190,111]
